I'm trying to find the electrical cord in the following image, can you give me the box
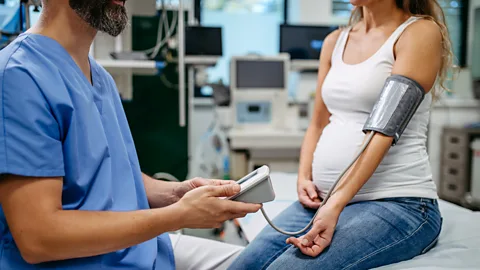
[149,10,177,59]
[0,30,19,37]
[143,0,178,60]
[260,131,376,236]
[152,172,180,182]
[160,72,179,88]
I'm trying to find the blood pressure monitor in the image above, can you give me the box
[228,165,276,204]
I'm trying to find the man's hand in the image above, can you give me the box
[175,178,235,200]
[297,179,321,209]
[175,183,261,229]
[142,174,234,208]
[286,204,341,257]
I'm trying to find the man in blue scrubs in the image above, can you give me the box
[0,0,260,269]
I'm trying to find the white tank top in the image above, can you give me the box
[313,17,438,202]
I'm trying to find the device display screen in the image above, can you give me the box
[185,26,223,56]
[280,25,337,60]
[248,105,261,113]
[236,60,285,89]
[237,170,258,186]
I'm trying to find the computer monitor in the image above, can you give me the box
[280,24,337,60]
[185,26,222,56]
[233,58,286,90]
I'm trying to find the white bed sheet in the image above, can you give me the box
[237,172,480,269]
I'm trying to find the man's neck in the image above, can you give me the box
[30,5,97,84]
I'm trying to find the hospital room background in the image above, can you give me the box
[1,0,479,267]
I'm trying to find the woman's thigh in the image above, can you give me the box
[266,198,442,270]
[228,201,316,270]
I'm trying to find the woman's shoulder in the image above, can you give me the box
[325,28,343,47]
[321,28,344,62]
[399,18,442,46]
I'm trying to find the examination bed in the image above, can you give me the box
[237,172,480,269]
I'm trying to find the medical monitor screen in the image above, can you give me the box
[185,26,223,56]
[280,24,337,60]
[235,60,284,89]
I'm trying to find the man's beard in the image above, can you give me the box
[69,0,128,37]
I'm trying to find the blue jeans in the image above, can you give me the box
[229,198,442,270]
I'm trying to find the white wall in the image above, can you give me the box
[288,0,348,25]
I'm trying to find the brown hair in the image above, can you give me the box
[348,0,456,100]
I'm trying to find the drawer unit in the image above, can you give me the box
[439,127,480,209]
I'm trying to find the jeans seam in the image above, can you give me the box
[342,218,429,270]
[261,245,291,270]
[421,215,442,254]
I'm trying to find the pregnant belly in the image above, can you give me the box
[312,123,368,193]
[312,122,432,199]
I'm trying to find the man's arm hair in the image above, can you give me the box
[0,175,184,264]
[142,173,181,208]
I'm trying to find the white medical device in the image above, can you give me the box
[230,54,290,131]
[228,165,276,204]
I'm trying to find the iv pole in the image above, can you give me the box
[20,0,41,30]
[178,0,186,127]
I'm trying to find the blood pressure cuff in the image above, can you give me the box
[363,74,425,145]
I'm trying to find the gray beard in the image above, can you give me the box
[69,0,128,37]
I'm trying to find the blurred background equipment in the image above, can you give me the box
[472,6,480,99]
[0,0,42,49]
[439,127,480,210]
[185,25,222,57]
[230,54,290,131]
[189,80,232,180]
[279,24,337,60]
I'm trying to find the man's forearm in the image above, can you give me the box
[22,205,184,264]
[328,133,393,210]
[142,173,186,208]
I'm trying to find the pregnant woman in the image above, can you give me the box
[229,0,453,269]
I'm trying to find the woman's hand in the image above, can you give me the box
[297,179,321,209]
[286,204,341,257]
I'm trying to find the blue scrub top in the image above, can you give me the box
[0,33,175,270]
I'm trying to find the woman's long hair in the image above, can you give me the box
[348,0,455,100]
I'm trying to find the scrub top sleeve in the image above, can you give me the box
[0,67,65,177]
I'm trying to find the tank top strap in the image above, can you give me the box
[331,26,352,64]
[385,16,421,47]
[331,17,420,65]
